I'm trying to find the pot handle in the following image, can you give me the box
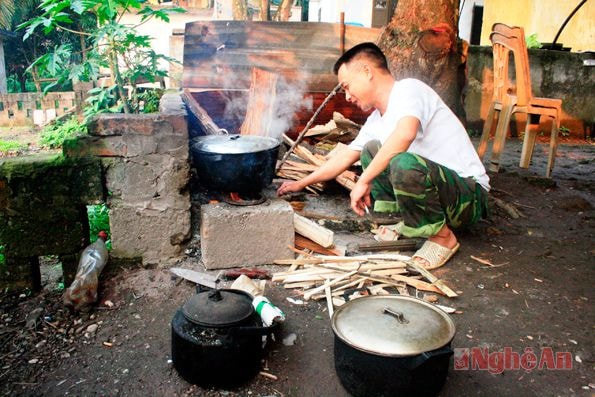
[405,345,454,370]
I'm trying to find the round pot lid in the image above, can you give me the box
[191,135,280,154]
[331,295,456,357]
[182,289,254,327]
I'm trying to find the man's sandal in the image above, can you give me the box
[412,240,460,270]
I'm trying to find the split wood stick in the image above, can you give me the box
[274,257,363,266]
[325,283,334,318]
[303,270,358,300]
[492,196,525,219]
[295,234,345,256]
[390,274,444,295]
[277,82,342,170]
[357,239,420,252]
[368,285,390,295]
[406,261,458,298]
[368,268,408,277]
[284,281,319,289]
[313,263,420,291]
[280,135,356,191]
[395,284,410,296]
[360,261,408,270]
[333,297,347,307]
[240,67,279,136]
[182,89,222,135]
[281,272,345,284]
[273,266,340,278]
[313,252,412,262]
[294,213,334,248]
[330,277,370,294]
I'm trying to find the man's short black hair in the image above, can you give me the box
[333,42,389,75]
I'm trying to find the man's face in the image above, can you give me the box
[337,61,372,112]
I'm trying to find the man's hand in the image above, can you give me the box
[277,180,305,196]
[350,180,372,216]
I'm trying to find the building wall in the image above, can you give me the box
[459,0,483,42]
[0,92,79,127]
[481,0,594,51]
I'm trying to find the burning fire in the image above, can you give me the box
[229,192,242,202]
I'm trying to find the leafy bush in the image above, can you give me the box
[39,116,88,149]
[138,88,164,114]
[0,140,27,153]
[87,204,111,250]
[0,245,4,266]
[20,1,184,115]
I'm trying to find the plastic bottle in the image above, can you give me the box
[63,231,109,311]
[252,296,285,327]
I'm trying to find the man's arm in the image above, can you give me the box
[277,147,361,195]
[350,116,419,215]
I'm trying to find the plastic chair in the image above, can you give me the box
[477,25,562,177]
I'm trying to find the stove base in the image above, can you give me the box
[200,199,294,269]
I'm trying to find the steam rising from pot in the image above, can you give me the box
[221,71,313,140]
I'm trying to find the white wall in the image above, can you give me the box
[0,39,6,94]
[308,0,374,27]
[459,0,483,42]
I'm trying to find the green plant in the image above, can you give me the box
[467,129,481,138]
[526,33,541,49]
[19,0,185,116]
[138,88,164,114]
[87,204,111,250]
[559,126,571,137]
[0,140,27,153]
[0,244,5,266]
[40,115,87,148]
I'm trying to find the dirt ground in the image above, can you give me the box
[0,137,593,397]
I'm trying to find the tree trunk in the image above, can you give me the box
[259,0,270,21]
[378,0,467,123]
[275,0,293,21]
[232,0,248,20]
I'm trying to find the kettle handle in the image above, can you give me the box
[229,322,278,338]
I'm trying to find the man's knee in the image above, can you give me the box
[391,152,423,171]
[362,140,382,157]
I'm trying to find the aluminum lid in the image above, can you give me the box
[191,135,280,154]
[331,295,456,356]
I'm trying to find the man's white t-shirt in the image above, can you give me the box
[348,78,490,191]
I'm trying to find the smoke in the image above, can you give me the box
[221,69,313,140]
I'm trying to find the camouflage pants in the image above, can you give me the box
[361,140,488,238]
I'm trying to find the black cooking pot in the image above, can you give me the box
[190,134,280,194]
[171,288,275,387]
[332,295,456,397]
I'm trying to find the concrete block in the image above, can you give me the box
[64,134,188,159]
[105,155,190,206]
[200,199,294,269]
[88,113,187,138]
[109,203,191,266]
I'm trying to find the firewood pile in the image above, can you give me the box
[272,249,458,317]
[276,112,361,194]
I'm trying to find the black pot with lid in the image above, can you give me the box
[190,134,281,194]
[171,288,274,387]
[332,295,456,397]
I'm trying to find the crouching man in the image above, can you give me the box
[277,42,489,269]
